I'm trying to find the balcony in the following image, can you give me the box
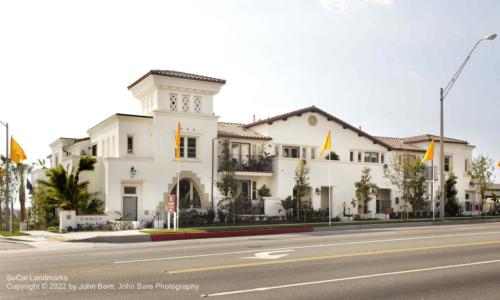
[218,154,273,173]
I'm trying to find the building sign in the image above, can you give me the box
[165,194,176,213]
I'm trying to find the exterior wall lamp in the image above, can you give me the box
[129,166,137,178]
[315,187,321,195]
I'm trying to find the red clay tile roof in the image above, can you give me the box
[403,134,468,145]
[373,136,425,152]
[128,70,226,89]
[245,106,394,150]
[218,122,272,140]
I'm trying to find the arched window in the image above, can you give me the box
[170,179,201,209]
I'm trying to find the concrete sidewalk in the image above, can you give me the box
[3,230,149,243]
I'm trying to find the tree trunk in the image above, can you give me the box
[19,180,26,222]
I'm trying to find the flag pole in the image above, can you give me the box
[176,156,180,231]
[10,135,14,233]
[329,151,331,226]
[5,124,11,233]
[431,159,435,222]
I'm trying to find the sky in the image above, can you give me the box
[0,0,499,180]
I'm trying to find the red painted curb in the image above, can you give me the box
[150,227,313,241]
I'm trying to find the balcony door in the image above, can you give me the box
[231,142,251,169]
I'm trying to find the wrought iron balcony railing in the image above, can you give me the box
[218,154,273,173]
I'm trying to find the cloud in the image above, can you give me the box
[320,0,394,15]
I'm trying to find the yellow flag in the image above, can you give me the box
[10,137,27,164]
[422,139,435,162]
[318,130,332,159]
[497,160,500,168]
[175,122,181,161]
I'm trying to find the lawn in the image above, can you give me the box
[0,231,29,237]
[140,215,500,235]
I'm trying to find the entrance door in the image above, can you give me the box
[237,180,251,213]
[123,196,137,221]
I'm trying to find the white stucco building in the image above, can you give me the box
[33,70,480,225]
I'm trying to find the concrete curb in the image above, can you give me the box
[150,227,314,241]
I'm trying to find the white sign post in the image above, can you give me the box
[165,194,177,231]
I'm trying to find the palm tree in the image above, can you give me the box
[38,156,99,213]
[12,163,33,222]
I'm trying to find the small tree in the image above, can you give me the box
[216,140,239,224]
[491,193,499,212]
[294,160,310,220]
[468,155,494,214]
[384,154,427,220]
[445,172,460,216]
[406,159,427,214]
[354,168,378,217]
[279,196,294,220]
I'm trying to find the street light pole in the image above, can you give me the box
[0,120,10,232]
[439,33,496,221]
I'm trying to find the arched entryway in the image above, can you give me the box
[167,171,209,209]
[170,178,202,209]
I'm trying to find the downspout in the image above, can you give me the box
[211,137,216,210]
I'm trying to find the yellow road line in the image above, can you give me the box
[166,240,500,275]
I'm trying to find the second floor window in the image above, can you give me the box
[283,146,300,158]
[127,136,133,154]
[178,136,197,159]
[91,144,97,156]
[444,155,452,172]
[364,152,379,163]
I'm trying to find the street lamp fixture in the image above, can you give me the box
[439,33,496,220]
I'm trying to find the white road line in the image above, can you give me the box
[113,230,500,264]
[201,259,500,297]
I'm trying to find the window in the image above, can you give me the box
[127,136,133,154]
[252,181,257,200]
[124,186,137,194]
[350,151,354,162]
[182,95,190,112]
[92,144,97,156]
[381,153,385,164]
[194,96,201,114]
[357,152,362,162]
[187,137,196,158]
[302,148,307,159]
[169,94,177,111]
[283,146,300,158]
[177,136,197,159]
[465,159,470,172]
[465,193,469,200]
[444,155,452,172]
[179,137,185,157]
[395,197,400,205]
[364,152,379,163]
[311,148,316,159]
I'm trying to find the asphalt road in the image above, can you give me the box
[1,223,500,300]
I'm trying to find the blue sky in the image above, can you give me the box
[0,0,498,179]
